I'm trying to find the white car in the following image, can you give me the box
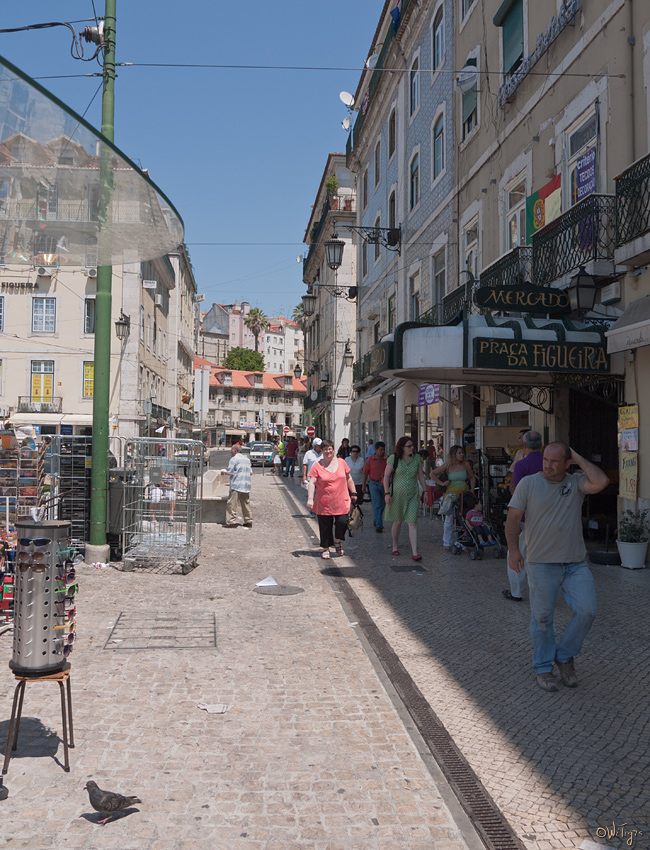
[247,442,275,466]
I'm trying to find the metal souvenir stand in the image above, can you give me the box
[48,436,94,552]
[482,447,512,540]
[2,521,76,794]
[120,438,203,574]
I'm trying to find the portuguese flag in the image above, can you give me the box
[526,174,562,243]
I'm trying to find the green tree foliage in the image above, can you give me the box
[244,307,268,352]
[222,347,265,372]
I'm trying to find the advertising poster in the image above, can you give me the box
[619,452,638,499]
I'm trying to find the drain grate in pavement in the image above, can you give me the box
[254,585,304,596]
[389,564,427,573]
[104,611,217,650]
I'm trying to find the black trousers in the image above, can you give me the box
[317,513,349,548]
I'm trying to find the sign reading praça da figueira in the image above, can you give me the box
[474,338,609,373]
[473,284,570,314]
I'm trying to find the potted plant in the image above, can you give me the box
[616,508,649,569]
[325,175,340,209]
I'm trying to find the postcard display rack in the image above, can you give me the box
[10,521,75,676]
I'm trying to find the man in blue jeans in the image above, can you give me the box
[362,441,387,533]
[505,442,609,692]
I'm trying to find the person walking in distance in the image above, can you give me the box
[220,443,253,528]
[336,438,351,459]
[505,442,609,691]
[363,441,387,533]
[283,435,298,477]
[503,430,544,602]
[346,445,366,503]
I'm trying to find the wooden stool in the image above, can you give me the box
[2,669,74,775]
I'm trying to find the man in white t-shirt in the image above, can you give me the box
[506,442,608,692]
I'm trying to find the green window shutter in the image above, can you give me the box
[499,0,523,75]
[462,57,477,124]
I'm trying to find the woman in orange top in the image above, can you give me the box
[307,440,358,559]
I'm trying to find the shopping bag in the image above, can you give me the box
[438,493,457,516]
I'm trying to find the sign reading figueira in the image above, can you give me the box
[474,338,609,373]
[473,284,570,313]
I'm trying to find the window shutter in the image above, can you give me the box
[461,57,478,124]
[502,0,523,73]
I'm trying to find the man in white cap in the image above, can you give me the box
[302,438,324,517]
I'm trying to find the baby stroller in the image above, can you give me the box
[450,492,505,560]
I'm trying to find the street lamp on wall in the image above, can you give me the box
[325,237,345,271]
[568,266,597,316]
[343,342,354,369]
[302,292,317,316]
[115,310,130,341]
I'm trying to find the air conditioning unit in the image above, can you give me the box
[36,266,53,277]
[154,294,163,307]
[86,267,98,278]
[320,370,330,382]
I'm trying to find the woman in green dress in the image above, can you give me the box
[383,436,428,561]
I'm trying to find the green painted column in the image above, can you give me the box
[89,0,116,546]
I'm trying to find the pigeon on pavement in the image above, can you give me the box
[84,780,142,824]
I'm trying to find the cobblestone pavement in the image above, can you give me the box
[0,471,477,850]
[279,475,650,850]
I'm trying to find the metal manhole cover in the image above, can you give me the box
[104,611,217,650]
[389,565,427,573]
[254,585,305,596]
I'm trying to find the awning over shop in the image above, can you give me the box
[377,315,623,385]
[363,396,381,422]
[225,428,245,436]
[345,400,363,425]
[8,413,63,426]
[60,414,93,426]
[605,296,650,353]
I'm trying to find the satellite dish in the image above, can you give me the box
[455,65,479,93]
[339,91,355,108]
[341,115,353,132]
[365,54,379,70]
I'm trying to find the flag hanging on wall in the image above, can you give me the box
[525,174,562,243]
[390,1,402,30]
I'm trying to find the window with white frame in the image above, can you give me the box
[432,248,446,302]
[84,298,95,334]
[432,7,444,70]
[140,305,145,341]
[495,0,524,79]
[31,360,54,401]
[433,113,445,180]
[83,361,94,398]
[567,111,598,207]
[505,177,527,249]
[362,167,369,209]
[0,296,4,332]
[374,139,381,188]
[362,241,368,278]
[461,57,478,140]
[410,153,420,210]
[374,214,381,263]
[146,314,151,349]
[463,218,479,279]
[461,0,475,20]
[388,108,396,159]
[409,272,420,320]
[389,190,397,230]
[409,56,420,116]
[32,297,56,333]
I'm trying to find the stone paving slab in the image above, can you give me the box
[279,476,650,850]
[0,473,473,850]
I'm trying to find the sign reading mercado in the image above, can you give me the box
[498,0,579,108]
[474,338,609,373]
[474,284,570,314]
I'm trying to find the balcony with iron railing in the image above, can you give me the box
[17,396,63,414]
[303,385,330,411]
[353,352,373,384]
[177,407,194,423]
[480,246,532,289]
[152,402,172,421]
[531,194,616,286]
[615,151,650,263]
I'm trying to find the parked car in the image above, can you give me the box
[247,441,275,466]
[174,449,209,468]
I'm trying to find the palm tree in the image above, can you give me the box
[244,307,267,352]
[292,302,306,333]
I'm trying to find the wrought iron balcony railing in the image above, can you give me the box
[531,194,616,285]
[17,396,62,413]
[480,246,532,289]
[303,386,329,410]
[417,282,475,328]
[353,352,372,383]
[177,407,193,423]
[615,152,650,247]
[152,403,172,421]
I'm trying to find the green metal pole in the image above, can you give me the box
[89,0,116,547]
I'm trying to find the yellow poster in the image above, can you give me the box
[620,452,638,499]
[619,405,639,430]
[31,373,53,402]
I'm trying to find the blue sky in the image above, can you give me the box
[0,1,380,317]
